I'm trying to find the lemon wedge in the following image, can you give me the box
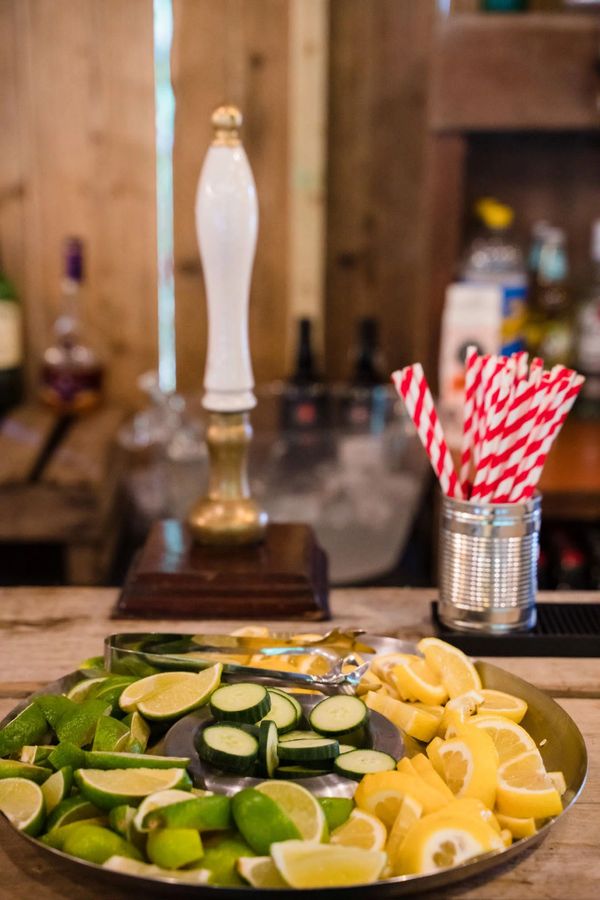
[477,689,527,723]
[437,725,499,809]
[496,750,563,819]
[394,811,503,875]
[365,691,441,743]
[330,809,387,851]
[417,638,482,698]
[468,715,538,763]
[389,657,448,706]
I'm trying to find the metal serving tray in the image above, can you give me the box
[0,635,588,898]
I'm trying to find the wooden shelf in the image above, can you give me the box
[430,13,600,131]
[539,418,600,520]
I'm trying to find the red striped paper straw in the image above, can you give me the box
[470,363,514,500]
[392,365,464,500]
[473,355,499,469]
[480,377,536,502]
[459,346,482,494]
[491,376,547,502]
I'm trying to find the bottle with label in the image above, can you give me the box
[460,198,528,355]
[341,317,389,433]
[0,251,23,415]
[526,226,573,368]
[39,237,104,414]
[280,318,329,434]
[575,220,600,418]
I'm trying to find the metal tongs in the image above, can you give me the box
[105,629,374,695]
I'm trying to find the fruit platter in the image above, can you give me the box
[0,630,587,897]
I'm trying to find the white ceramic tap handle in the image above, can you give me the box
[196,106,258,412]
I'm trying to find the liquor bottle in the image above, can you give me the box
[0,250,23,415]
[341,317,388,433]
[39,237,104,414]
[575,220,600,418]
[526,227,574,368]
[280,318,328,433]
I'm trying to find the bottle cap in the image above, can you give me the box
[211,105,242,147]
[475,198,514,231]
[591,220,600,263]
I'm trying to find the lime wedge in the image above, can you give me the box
[103,855,210,883]
[67,677,109,703]
[41,818,107,849]
[78,656,107,674]
[231,788,301,855]
[47,795,102,831]
[75,767,192,809]
[0,777,45,836]
[201,834,256,886]
[108,804,136,838]
[0,704,48,757]
[19,745,55,766]
[122,666,222,721]
[56,699,112,747]
[62,823,142,865]
[41,767,72,813]
[319,797,354,831]
[124,712,150,754]
[92,717,130,752]
[237,855,289,888]
[147,827,204,869]
[133,789,196,833]
[92,678,141,714]
[255,780,327,842]
[48,742,87,771]
[0,759,50,784]
[34,695,75,729]
[119,672,194,713]
[143,794,231,832]
[85,751,190,770]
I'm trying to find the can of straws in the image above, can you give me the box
[438,492,541,633]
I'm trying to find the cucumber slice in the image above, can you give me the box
[267,688,302,721]
[199,724,258,773]
[258,721,279,778]
[278,730,320,743]
[261,691,299,734]
[278,737,339,763]
[338,745,355,755]
[274,765,331,779]
[333,749,396,780]
[309,695,368,737]
[209,683,271,724]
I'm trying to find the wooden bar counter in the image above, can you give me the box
[0,587,598,899]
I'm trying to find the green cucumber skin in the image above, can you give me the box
[209,684,271,724]
[267,688,302,719]
[258,721,279,778]
[199,725,258,773]
[274,765,331,779]
[309,695,369,737]
[277,738,340,763]
[262,691,299,734]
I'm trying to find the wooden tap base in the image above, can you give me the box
[114,520,330,620]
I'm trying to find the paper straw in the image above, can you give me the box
[470,362,514,500]
[459,346,482,495]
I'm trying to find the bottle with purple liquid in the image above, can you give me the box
[39,237,104,414]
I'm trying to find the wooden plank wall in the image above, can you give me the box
[0,0,157,410]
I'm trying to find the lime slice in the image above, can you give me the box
[271,840,386,888]
[41,767,73,814]
[119,672,199,713]
[201,834,256,886]
[62,823,143,865]
[237,856,289,888]
[75,767,192,809]
[41,817,108,849]
[231,788,301,855]
[0,777,45,836]
[0,704,48,757]
[0,759,50,784]
[34,695,75,729]
[92,678,141,714]
[319,797,354,831]
[256,780,327,842]
[47,795,102,831]
[85,751,190,771]
[103,855,210,883]
[108,804,136,838]
[19,745,55,765]
[134,666,223,721]
[92,717,130,752]
[56,699,112,747]
[78,656,107,674]
[143,794,231,832]
[48,742,87,772]
[133,789,196,833]
[67,677,109,703]
[124,712,150,754]
[147,827,204,869]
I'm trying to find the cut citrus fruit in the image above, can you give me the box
[146,827,204,869]
[0,759,51,784]
[496,750,563,819]
[125,711,150,754]
[104,855,210,883]
[271,840,386,888]
[385,794,423,867]
[74,767,192,810]
[468,715,538,763]
[67,677,109,703]
[330,809,387,851]
[438,691,484,737]
[354,771,448,827]
[417,638,482,698]
[495,812,537,839]
[47,795,101,830]
[435,797,501,833]
[255,780,327,842]
[477,689,527,723]
[119,667,219,715]
[410,754,455,801]
[548,771,567,795]
[0,704,48,758]
[365,691,441,743]
[232,788,301,855]
[133,788,198,832]
[41,767,72,814]
[393,811,503,875]
[237,855,288,888]
[426,737,445,777]
[437,725,499,809]
[0,777,45,836]
[389,657,448,706]
[143,794,232,832]
[62,823,142,865]
[134,666,222,720]
[319,797,353,831]
[370,653,415,684]
[86,751,190,770]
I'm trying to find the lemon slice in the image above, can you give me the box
[330,809,387,851]
[393,811,503,875]
[437,725,499,809]
[468,715,538,763]
[255,780,327,842]
[386,794,423,868]
[495,812,537,839]
[410,754,455,801]
[417,638,482,698]
[365,691,441,743]
[478,689,528,723]
[354,771,448,827]
[438,691,484,737]
[237,856,289,888]
[271,841,387,888]
[390,657,448,706]
[0,777,45,836]
[74,767,192,810]
[496,750,563,819]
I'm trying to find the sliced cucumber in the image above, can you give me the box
[199,724,258,772]
[261,691,299,734]
[278,737,339,763]
[274,765,331,779]
[278,730,320,744]
[333,749,397,780]
[209,683,271,724]
[338,745,355,755]
[309,695,368,737]
[267,688,302,721]
[258,720,279,778]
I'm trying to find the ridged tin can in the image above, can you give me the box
[438,493,541,633]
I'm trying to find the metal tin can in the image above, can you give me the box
[438,493,541,633]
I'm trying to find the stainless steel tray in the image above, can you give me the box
[0,636,588,898]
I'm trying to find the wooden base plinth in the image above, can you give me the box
[114,520,329,620]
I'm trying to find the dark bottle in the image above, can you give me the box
[280,318,328,433]
[341,317,389,433]
[0,250,23,416]
[526,227,574,368]
[39,238,104,414]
